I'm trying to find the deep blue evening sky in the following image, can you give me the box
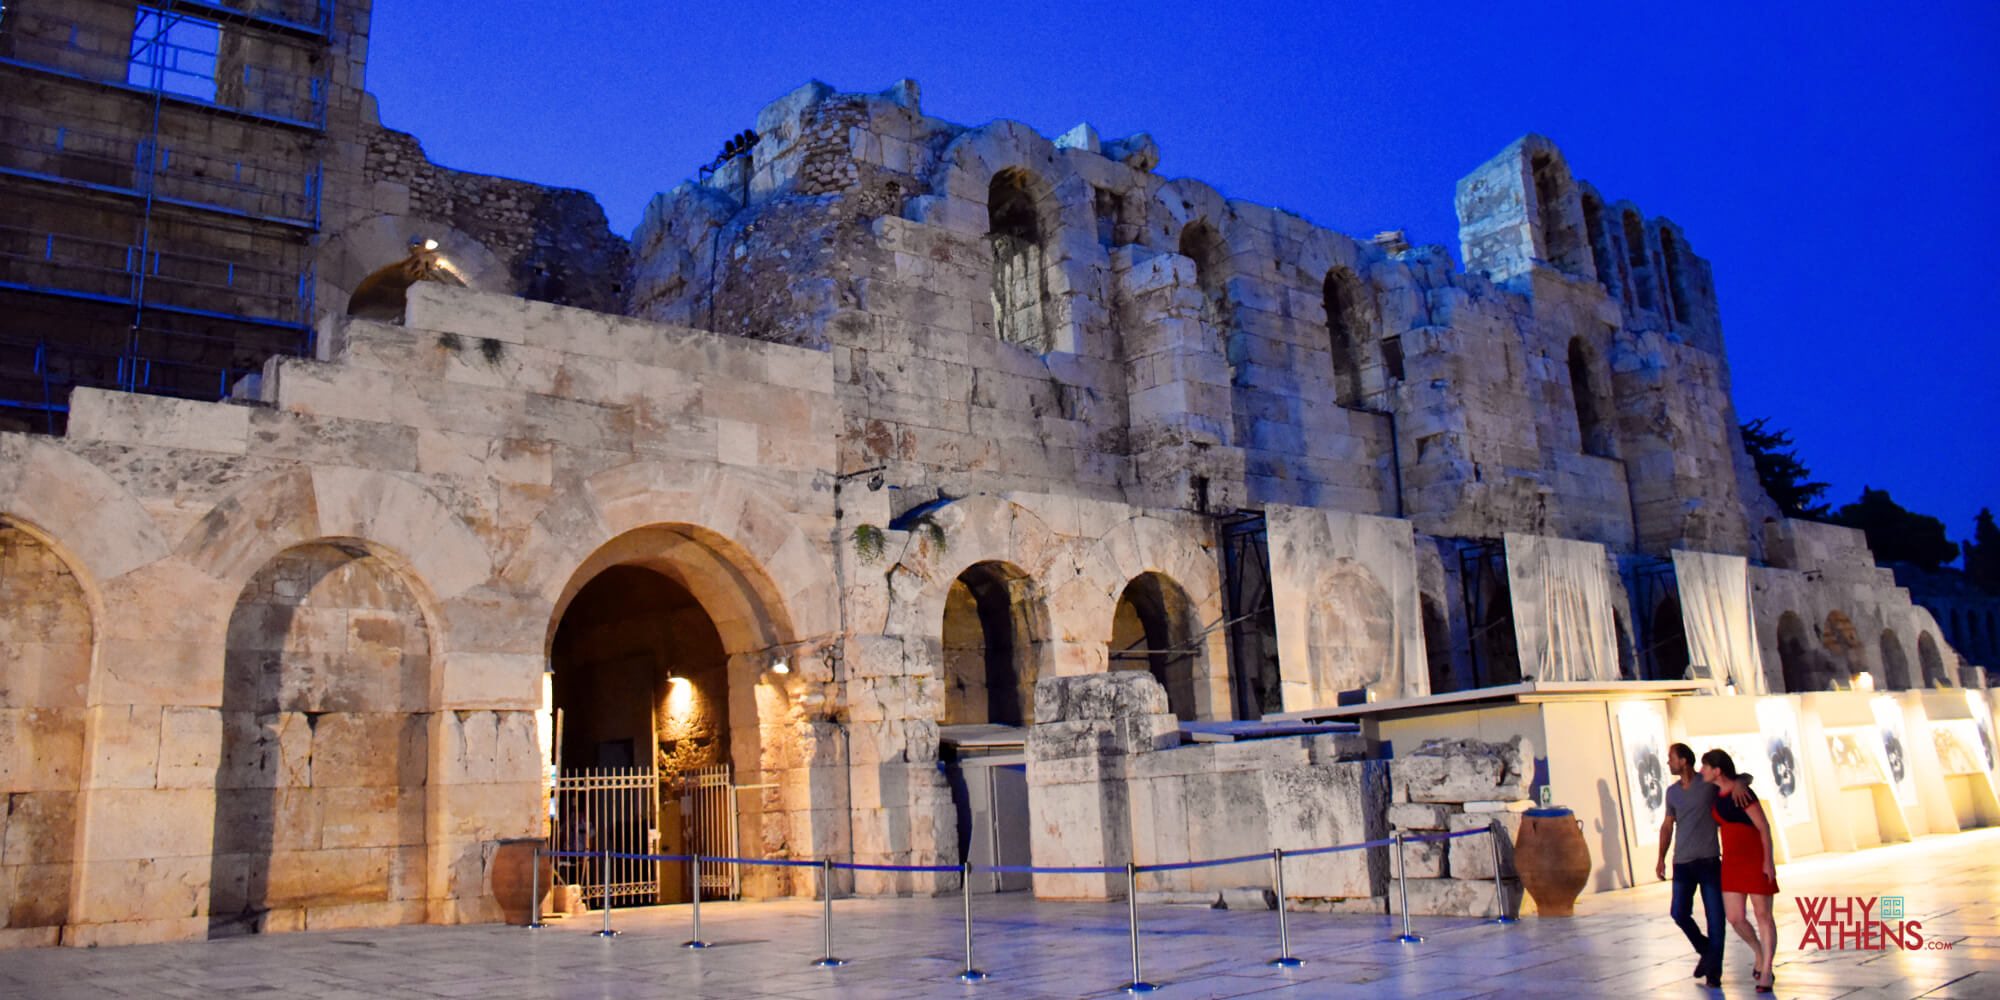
[366,1,1999,553]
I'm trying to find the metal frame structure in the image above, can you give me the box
[0,0,331,432]
[1217,509,1277,721]
[550,766,662,908]
[1456,538,1512,688]
[1623,556,1681,680]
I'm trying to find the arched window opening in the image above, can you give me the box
[1178,219,1228,325]
[1581,192,1616,293]
[1530,152,1583,274]
[1622,210,1654,311]
[943,561,1039,726]
[346,240,467,321]
[987,169,1052,353]
[1324,267,1368,408]
[1659,228,1691,322]
[1568,337,1615,458]
[1422,595,1455,694]
[1917,632,1949,687]
[1880,630,1914,690]
[1109,572,1198,720]
[1648,596,1692,680]
[1777,611,1819,693]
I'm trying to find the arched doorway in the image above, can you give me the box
[1879,630,1915,691]
[1109,572,1199,720]
[1823,610,1862,686]
[1777,612,1817,693]
[987,168,1056,353]
[1917,632,1950,688]
[212,542,433,937]
[1648,596,1691,680]
[1473,558,1521,687]
[547,525,796,903]
[0,519,91,940]
[941,561,1040,727]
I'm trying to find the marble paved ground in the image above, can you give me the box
[3,828,1996,999]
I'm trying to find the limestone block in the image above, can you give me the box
[0,640,90,710]
[1388,802,1451,830]
[311,713,426,788]
[1035,670,1169,723]
[59,915,205,947]
[81,788,214,861]
[303,899,428,931]
[93,638,227,710]
[0,708,85,792]
[439,652,541,710]
[1027,721,1114,762]
[1386,876,1520,919]
[1388,837,1446,878]
[320,785,425,849]
[154,707,221,790]
[1393,736,1533,803]
[1,790,76,865]
[66,390,249,454]
[1448,811,1521,880]
[264,847,392,908]
[437,781,538,840]
[86,704,162,790]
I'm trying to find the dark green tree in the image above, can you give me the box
[1832,487,1960,571]
[1740,418,1830,519]
[1963,508,2000,593]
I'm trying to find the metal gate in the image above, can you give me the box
[551,767,659,907]
[671,764,739,899]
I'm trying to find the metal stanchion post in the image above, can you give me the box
[1268,848,1302,967]
[1393,831,1422,944]
[595,840,618,938]
[525,844,544,929]
[812,857,847,967]
[683,853,710,948]
[1488,823,1516,924]
[1122,861,1157,993]
[958,861,987,983]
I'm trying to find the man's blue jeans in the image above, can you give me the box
[1671,857,1725,974]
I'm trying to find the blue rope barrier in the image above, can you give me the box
[536,825,1503,877]
[1137,851,1269,873]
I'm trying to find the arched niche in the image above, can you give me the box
[1568,337,1616,459]
[211,541,434,937]
[1777,611,1820,692]
[320,216,509,327]
[1324,266,1369,409]
[942,560,1041,727]
[1108,572,1199,721]
[1648,595,1691,680]
[1879,629,1915,691]
[1178,219,1229,324]
[1917,632,1950,688]
[0,517,93,938]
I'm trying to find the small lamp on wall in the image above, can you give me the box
[770,656,790,675]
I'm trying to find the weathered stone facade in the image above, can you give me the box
[2,23,1988,948]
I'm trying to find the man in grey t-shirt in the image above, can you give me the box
[1656,742,1748,987]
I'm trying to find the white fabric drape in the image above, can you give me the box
[1671,550,1768,695]
[1505,533,1620,682]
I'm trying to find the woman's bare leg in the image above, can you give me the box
[1751,894,1778,978]
[1725,891,1763,972]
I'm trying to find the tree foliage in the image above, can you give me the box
[1964,508,2000,593]
[1831,487,1960,571]
[1740,418,1830,519]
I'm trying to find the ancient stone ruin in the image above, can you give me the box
[2,1,1991,949]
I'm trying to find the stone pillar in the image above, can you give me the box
[1025,672,1177,900]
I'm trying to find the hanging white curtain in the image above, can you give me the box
[1505,533,1620,682]
[1671,550,1767,696]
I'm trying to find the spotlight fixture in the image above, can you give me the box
[771,658,790,675]
[422,238,439,251]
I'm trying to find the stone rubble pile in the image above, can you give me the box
[1385,736,1535,918]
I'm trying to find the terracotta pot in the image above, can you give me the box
[1513,807,1591,917]
[491,838,555,926]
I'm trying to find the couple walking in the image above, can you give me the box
[1655,744,1780,992]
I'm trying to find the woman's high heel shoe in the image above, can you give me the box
[1755,968,1775,993]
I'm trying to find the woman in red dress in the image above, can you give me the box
[1701,749,1779,992]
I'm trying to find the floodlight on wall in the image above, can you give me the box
[422,238,439,251]
[771,658,791,675]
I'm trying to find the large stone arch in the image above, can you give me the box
[882,495,1062,642]
[0,435,170,594]
[520,464,838,896]
[1069,515,1227,718]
